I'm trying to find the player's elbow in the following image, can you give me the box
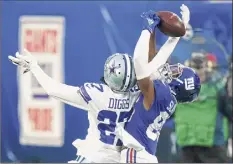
[44,87,57,97]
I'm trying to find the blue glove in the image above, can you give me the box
[141,10,160,33]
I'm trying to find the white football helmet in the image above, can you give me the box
[102,53,137,92]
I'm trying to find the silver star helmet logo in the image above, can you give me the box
[108,60,121,76]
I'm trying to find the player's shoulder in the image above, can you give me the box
[81,82,110,94]
[153,80,173,101]
[153,80,170,91]
[152,80,177,113]
[80,82,112,100]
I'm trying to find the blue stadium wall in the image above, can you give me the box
[1,1,232,162]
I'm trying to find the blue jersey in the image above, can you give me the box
[124,80,177,155]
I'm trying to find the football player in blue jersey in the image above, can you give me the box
[117,4,201,163]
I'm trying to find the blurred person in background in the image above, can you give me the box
[174,52,230,163]
[217,55,232,161]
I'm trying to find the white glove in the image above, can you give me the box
[8,49,38,73]
[180,4,190,28]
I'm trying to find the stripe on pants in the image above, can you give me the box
[126,148,136,163]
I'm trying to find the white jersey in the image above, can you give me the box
[26,57,140,162]
[72,82,140,163]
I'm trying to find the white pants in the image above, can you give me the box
[121,148,158,163]
[72,138,121,163]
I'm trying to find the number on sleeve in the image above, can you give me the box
[79,83,104,104]
[85,83,104,92]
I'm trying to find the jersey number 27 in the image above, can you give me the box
[87,83,134,146]
[97,109,133,146]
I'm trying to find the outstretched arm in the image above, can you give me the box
[134,29,155,110]
[8,50,89,111]
[148,32,157,62]
[150,4,190,79]
[134,5,190,110]
[149,36,181,79]
[31,64,89,110]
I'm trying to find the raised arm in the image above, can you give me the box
[134,29,158,110]
[8,49,89,111]
[150,4,190,79]
[31,64,89,110]
[149,36,181,80]
[134,5,190,110]
[148,32,157,62]
[133,10,160,110]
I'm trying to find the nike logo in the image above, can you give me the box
[147,18,154,25]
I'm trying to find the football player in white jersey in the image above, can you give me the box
[8,51,140,163]
[8,5,191,163]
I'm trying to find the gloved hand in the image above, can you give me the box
[180,4,190,28]
[8,49,38,74]
[141,10,161,33]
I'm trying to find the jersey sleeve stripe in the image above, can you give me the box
[79,86,92,103]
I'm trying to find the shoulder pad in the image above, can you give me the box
[79,82,106,103]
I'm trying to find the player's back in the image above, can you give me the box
[124,80,177,156]
[72,82,140,162]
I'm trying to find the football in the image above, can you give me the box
[157,11,186,37]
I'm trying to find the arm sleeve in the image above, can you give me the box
[133,30,181,80]
[133,30,151,80]
[31,65,89,111]
[149,37,180,79]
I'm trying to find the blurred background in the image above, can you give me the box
[1,0,232,163]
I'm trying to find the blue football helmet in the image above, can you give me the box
[158,63,201,103]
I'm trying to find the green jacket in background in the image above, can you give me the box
[174,78,229,147]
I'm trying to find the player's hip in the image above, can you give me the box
[121,148,158,163]
[72,139,121,163]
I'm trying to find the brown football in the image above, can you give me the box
[157,11,186,37]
